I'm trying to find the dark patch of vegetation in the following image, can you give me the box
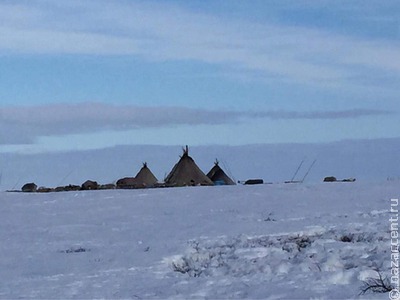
[340,235,353,242]
[360,269,394,295]
[61,247,91,254]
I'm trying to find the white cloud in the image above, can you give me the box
[0,103,392,145]
[0,0,398,89]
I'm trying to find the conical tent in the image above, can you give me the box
[165,146,213,187]
[135,162,158,187]
[207,159,236,185]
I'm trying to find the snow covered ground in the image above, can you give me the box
[0,181,397,299]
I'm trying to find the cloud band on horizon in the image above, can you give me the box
[0,103,392,145]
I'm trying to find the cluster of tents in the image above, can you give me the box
[16,146,358,193]
[19,146,236,193]
[116,146,235,189]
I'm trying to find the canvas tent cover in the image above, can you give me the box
[135,163,158,187]
[207,160,236,185]
[165,146,213,187]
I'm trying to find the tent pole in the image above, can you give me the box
[290,159,305,182]
[301,159,317,183]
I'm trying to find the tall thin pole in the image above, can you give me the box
[291,159,305,182]
[301,159,317,183]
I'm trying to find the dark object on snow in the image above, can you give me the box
[323,176,337,182]
[53,185,81,192]
[37,186,52,193]
[284,180,302,184]
[21,182,37,192]
[244,179,264,185]
[323,176,356,183]
[341,178,356,182]
[207,159,236,186]
[340,235,353,242]
[99,183,116,190]
[116,177,141,189]
[81,180,98,190]
[62,247,91,254]
[135,162,158,188]
[165,146,213,187]
[64,184,81,191]
[54,186,66,192]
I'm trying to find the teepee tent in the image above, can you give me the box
[165,146,213,187]
[135,162,158,187]
[207,159,236,185]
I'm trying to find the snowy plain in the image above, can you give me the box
[0,181,397,299]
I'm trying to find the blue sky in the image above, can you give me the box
[0,0,399,153]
